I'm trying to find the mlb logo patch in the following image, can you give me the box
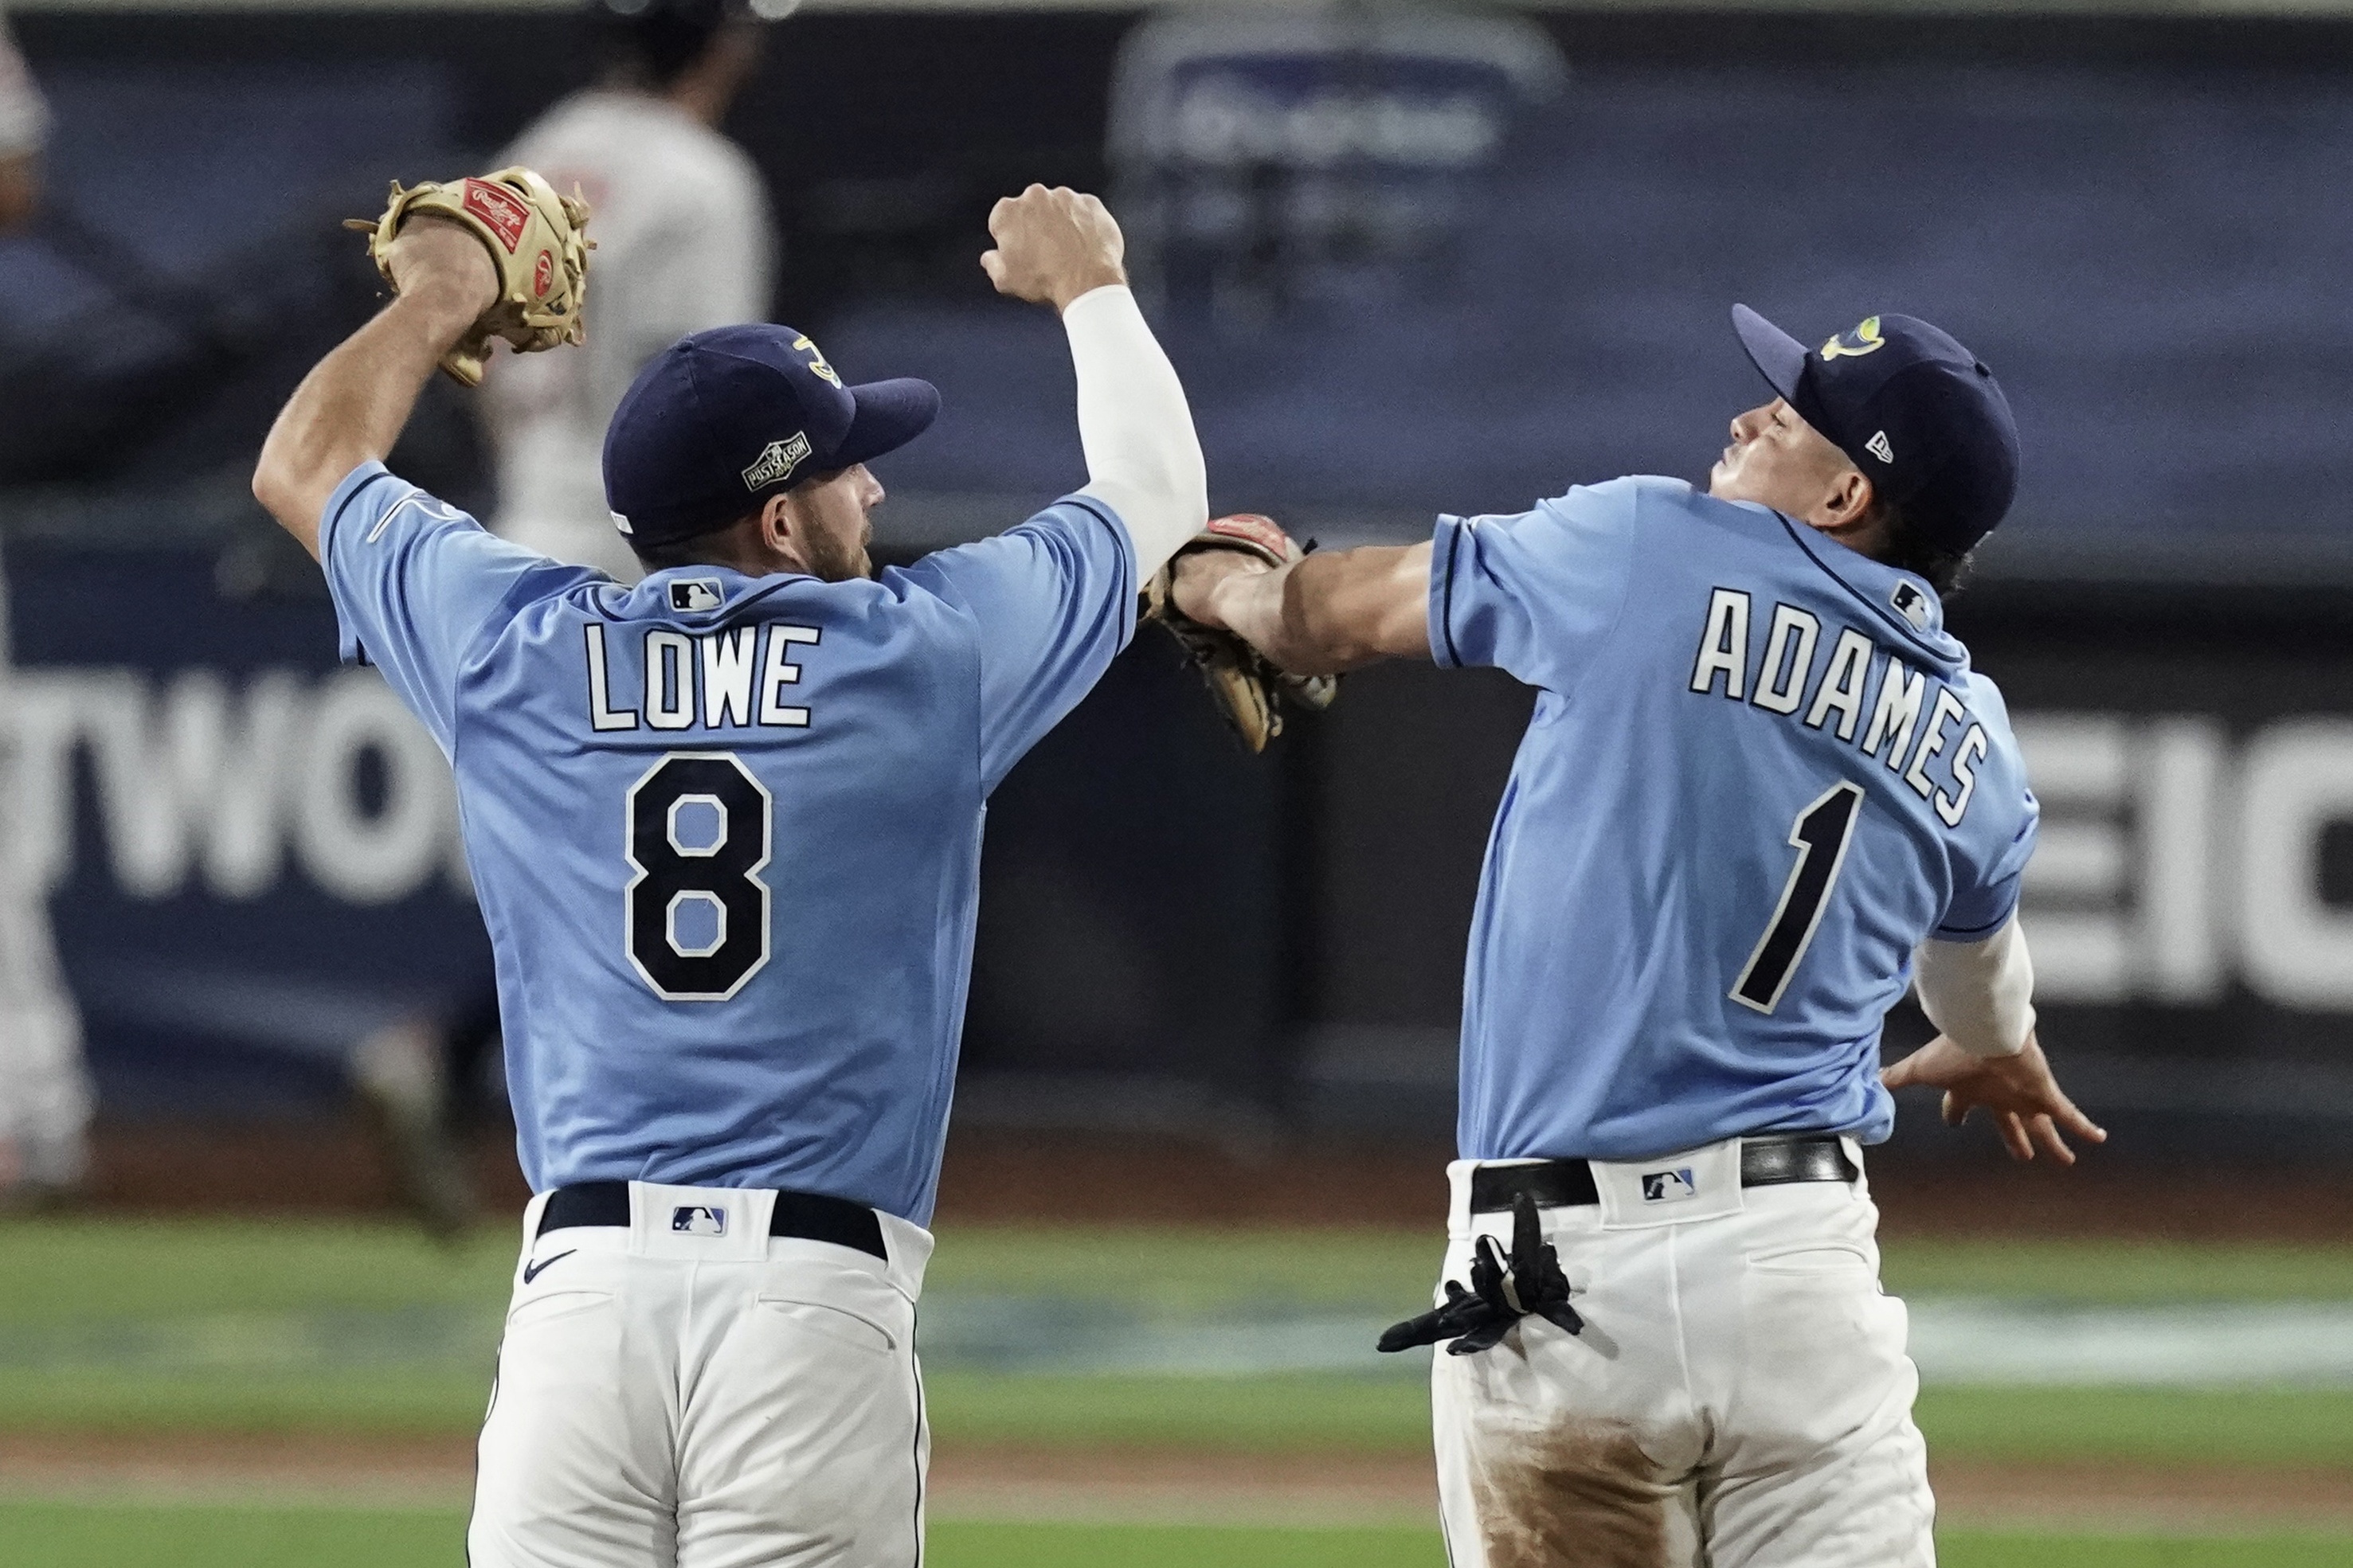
[671,1205,727,1236]
[1889,580,1932,632]
[669,578,725,613]
[1640,1168,1698,1203]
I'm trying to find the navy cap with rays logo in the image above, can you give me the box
[602,323,940,549]
[1731,305,2020,553]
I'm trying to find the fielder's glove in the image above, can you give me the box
[1377,1191,1584,1356]
[346,166,595,388]
[1140,513,1339,753]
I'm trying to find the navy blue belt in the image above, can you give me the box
[1470,1136,1858,1214]
[536,1180,887,1261]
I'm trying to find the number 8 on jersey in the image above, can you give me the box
[625,752,773,1001]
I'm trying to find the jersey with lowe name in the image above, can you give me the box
[320,462,1135,1226]
[1430,475,2037,1163]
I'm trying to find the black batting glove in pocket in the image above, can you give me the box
[1376,1191,1584,1356]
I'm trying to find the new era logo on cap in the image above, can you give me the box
[1866,430,1894,463]
[1641,1168,1698,1202]
[671,1205,727,1236]
[742,432,812,491]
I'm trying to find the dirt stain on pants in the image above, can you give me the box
[1469,1421,1685,1568]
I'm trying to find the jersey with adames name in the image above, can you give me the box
[321,461,1135,1226]
[1429,475,2038,1163]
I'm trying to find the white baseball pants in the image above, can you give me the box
[468,1182,933,1568]
[1431,1141,1932,1568]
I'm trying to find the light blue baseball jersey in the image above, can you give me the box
[1429,475,2037,1163]
[319,461,1136,1226]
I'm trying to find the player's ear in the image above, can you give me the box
[1829,468,1873,528]
[758,491,794,550]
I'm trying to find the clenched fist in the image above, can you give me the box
[981,184,1126,312]
[383,213,499,319]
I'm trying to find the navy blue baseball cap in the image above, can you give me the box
[1732,306,2020,551]
[603,323,940,548]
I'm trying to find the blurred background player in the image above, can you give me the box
[350,0,784,1234]
[482,0,781,583]
[0,0,91,1210]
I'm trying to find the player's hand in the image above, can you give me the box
[1169,543,1273,629]
[1880,1032,2107,1163]
[981,185,1126,312]
[383,214,499,323]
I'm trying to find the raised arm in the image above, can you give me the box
[1168,540,1435,677]
[981,186,1206,577]
[253,218,496,557]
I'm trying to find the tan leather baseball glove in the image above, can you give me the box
[345,166,594,387]
[1141,513,1339,753]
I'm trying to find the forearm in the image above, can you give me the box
[253,287,476,557]
[1063,284,1207,577]
[1914,916,2037,1061]
[1197,542,1434,677]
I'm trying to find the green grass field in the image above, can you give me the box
[3,1218,2347,1460]
[9,1218,2347,1324]
[1,1217,2346,1565]
[2,1503,2347,1568]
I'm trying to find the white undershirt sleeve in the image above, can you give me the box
[1913,916,2038,1061]
[1060,284,1207,578]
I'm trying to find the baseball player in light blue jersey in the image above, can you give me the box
[1171,307,2105,1565]
[253,183,1212,1568]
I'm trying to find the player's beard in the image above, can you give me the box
[801,521,873,583]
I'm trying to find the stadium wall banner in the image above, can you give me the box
[10,664,465,908]
[2014,714,2353,1010]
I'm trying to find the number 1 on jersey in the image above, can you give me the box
[1732,780,1865,1015]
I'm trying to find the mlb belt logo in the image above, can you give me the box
[1641,1168,1699,1203]
[671,1205,728,1236]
